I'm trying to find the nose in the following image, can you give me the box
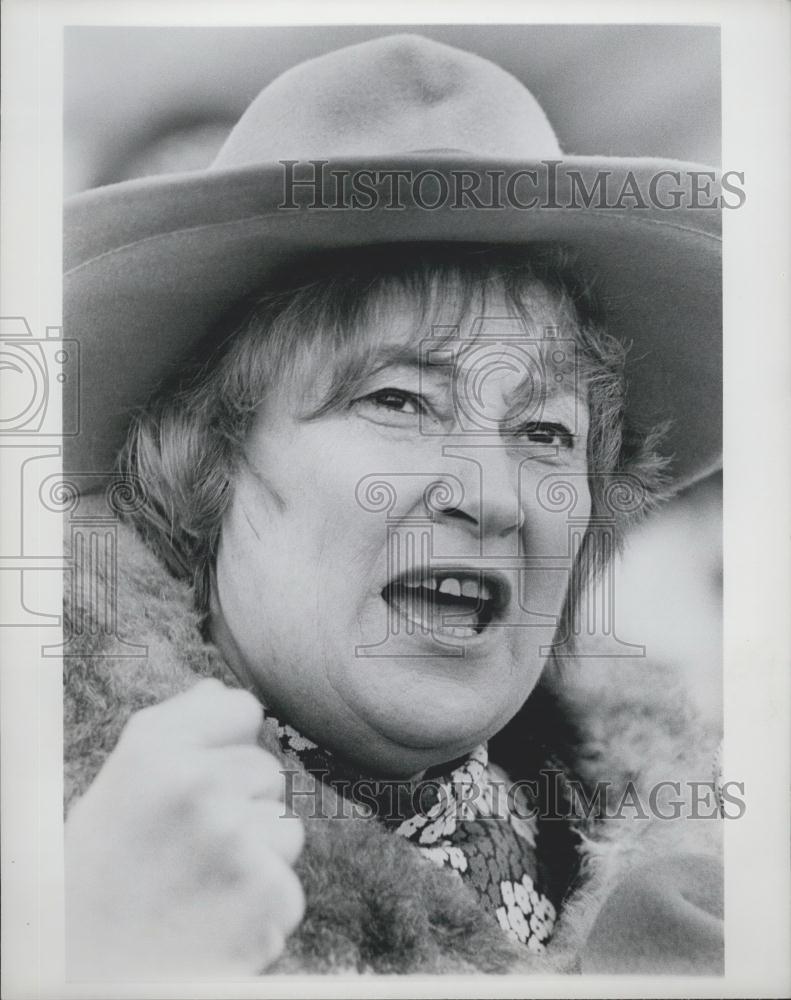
[429,446,526,541]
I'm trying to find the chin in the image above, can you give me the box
[364,697,509,759]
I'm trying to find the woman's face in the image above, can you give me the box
[211,286,591,777]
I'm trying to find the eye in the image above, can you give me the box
[517,421,575,449]
[357,388,424,415]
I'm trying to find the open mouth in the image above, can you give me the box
[381,569,510,639]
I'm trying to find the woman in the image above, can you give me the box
[62,34,723,977]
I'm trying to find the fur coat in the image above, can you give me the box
[63,497,723,975]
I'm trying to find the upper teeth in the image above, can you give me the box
[403,575,492,601]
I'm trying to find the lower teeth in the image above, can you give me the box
[382,586,486,638]
[443,625,477,639]
[391,610,480,638]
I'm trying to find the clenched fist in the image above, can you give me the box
[65,679,305,978]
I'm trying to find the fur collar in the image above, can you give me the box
[63,498,721,974]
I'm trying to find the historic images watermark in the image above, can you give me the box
[279,767,746,823]
[279,160,747,212]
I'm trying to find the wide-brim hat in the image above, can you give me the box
[64,33,721,486]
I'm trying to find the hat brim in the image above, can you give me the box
[64,154,721,487]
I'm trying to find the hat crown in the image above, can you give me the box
[211,34,563,166]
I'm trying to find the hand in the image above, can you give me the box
[65,679,305,978]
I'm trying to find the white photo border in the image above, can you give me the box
[1,1,789,997]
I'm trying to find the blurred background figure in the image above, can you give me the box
[611,471,722,727]
[64,24,722,715]
[64,24,721,194]
[567,471,723,744]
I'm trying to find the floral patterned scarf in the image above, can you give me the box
[264,710,558,953]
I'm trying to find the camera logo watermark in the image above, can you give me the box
[0,318,79,435]
[1,319,82,629]
[353,313,646,660]
[42,474,149,658]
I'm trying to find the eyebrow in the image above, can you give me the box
[367,341,450,372]
[366,342,586,403]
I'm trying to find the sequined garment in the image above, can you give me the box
[265,713,557,953]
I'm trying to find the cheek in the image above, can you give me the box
[213,530,263,649]
[212,479,300,642]
[214,471,376,649]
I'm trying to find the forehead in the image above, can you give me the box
[358,283,584,396]
[368,279,570,338]
[263,261,592,419]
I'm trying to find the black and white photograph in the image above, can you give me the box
[1,3,789,997]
